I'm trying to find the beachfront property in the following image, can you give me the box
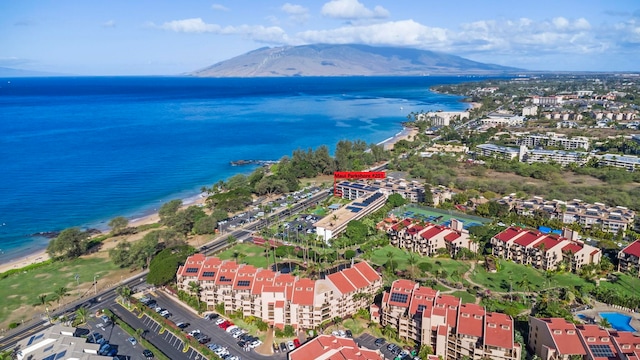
[618,240,640,277]
[288,335,383,360]
[598,153,640,171]
[497,195,636,234]
[314,191,387,241]
[176,255,382,330]
[387,218,478,257]
[490,227,601,272]
[528,317,640,360]
[15,324,112,360]
[517,132,590,150]
[335,176,426,203]
[373,279,521,360]
[479,113,526,128]
[417,111,470,126]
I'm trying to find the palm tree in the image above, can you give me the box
[75,307,88,325]
[53,286,70,307]
[406,252,419,278]
[188,281,202,307]
[598,318,611,329]
[516,275,532,304]
[117,286,133,307]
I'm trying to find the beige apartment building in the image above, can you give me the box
[387,218,478,257]
[618,240,640,277]
[176,255,382,330]
[375,279,521,360]
[498,195,636,234]
[491,227,601,272]
[528,317,640,360]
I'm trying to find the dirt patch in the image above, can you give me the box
[34,273,51,279]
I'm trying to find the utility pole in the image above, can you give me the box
[94,275,99,295]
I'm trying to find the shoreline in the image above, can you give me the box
[1,93,473,273]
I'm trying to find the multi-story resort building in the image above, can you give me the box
[598,153,640,171]
[314,191,387,241]
[480,114,525,127]
[176,255,382,330]
[289,335,383,360]
[490,227,601,272]
[528,317,640,360]
[521,148,591,167]
[618,240,640,277]
[418,111,470,126]
[387,218,478,257]
[374,279,522,360]
[334,177,426,203]
[517,132,590,150]
[476,144,522,160]
[497,195,636,234]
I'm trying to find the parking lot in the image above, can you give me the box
[139,315,205,359]
[82,312,139,359]
[355,333,418,360]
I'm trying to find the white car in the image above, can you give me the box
[188,329,201,337]
[215,318,225,325]
[225,325,238,333]
[287,340,295,351]
[249,340,262,349]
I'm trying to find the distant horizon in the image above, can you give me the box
[2,0,640,75]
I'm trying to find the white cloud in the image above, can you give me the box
[158,18,290,44]
[211,4,229,11]
[102,20,116,28]
[321,0,389,20]
[281,3,309,24]
[297,20,447,48]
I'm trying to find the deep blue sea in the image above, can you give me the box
[0,76,475,263]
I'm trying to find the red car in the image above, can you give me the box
[293,339,301,348]
[219,321,233,330]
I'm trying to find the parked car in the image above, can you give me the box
[142,349,154,359]
[176,322,190,329]
[287,340,295,351]
[127,337,137,346]
[345,330,353,338]
[215,318,226,325]
[280,342,287,352]
[374,338,385,347]
[293,338,301,348]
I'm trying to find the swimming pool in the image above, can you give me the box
[599,312,637,332]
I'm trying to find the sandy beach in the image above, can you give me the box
[378,127,420,150]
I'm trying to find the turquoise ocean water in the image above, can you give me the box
[0,76,477,263]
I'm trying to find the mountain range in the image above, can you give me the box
[191,44,521,77]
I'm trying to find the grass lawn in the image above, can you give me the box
[0,256,123,327]
[366,245,470,283]
[600,273,640,297]
[217,243,269,268]
[451,290,477,304]
[342,318,366,335]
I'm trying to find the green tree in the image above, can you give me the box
[147,245,195,286]
[387,193,408,207]
[108,216,129,235]
[53,286,70,307]
[75,307,88,325]
[193,215,218,235]
[158,199,183,225]
[345,220,368,241]
[188,281,202,307]
[46,227,90,259]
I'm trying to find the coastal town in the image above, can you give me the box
[3,73,640,360]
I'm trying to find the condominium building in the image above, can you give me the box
[522,105,539,116]
[528,317,640,360]
[497,195,636,234]
[480,114,526,127]
[490,227,601,272]
[315,191,387,241]
[517,132,590,150]
[335,177,426,203]
[531,96,564,105]
[476,144,523,160]
[375,279,521,360]
[387,218,478,257]
[176,255,382,330]
[418,111,470,126]
[289,335,383,360]
[598,153,640,171]
[618,240,640,277]
[15,324,112,360]
[522,148,591,167]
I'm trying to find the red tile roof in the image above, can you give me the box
[341,268,369,290]
[484,312,514,350]
[611,330,640,356]
[289,335,383,360]
[494,227,523,242]
[352,261,380,283]
[513,231,543,247]
[622,240,640,258]
[327,271,357,295]
[420,226,446,239]
[577,324,617,360]
[444,232,461,243]
[562,243,583,254]
[456,303,484,338]
[291,278,315,306]
[408,286,437,316]
[535,235,564,250]
[541,318,586,355]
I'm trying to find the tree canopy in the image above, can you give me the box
[46,227,90,259]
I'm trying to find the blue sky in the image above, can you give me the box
[1,0,639,75]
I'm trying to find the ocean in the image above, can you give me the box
[0,76,475,263]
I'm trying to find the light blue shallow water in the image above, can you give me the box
[0,76,478,262]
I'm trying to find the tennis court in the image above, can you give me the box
[391,204,490,229]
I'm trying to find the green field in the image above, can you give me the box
[216,243,270,268]
[366,245,470,283]
[0,257,121,325]
[451,290,477,304]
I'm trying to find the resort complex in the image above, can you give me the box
[176,255,382,330]
[288,334,383,360]
[374,279,521,360]
[386,217,478,257]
